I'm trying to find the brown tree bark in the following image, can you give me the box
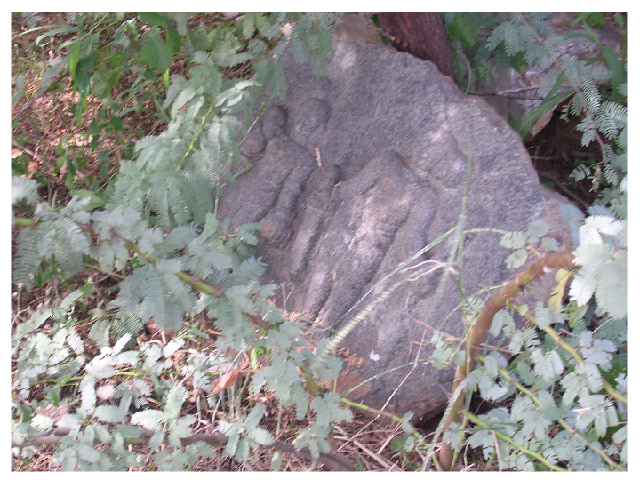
[377,13,454,77]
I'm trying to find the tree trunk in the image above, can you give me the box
[377,12,454,78]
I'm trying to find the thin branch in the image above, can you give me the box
[465,411,568,471]
[14,215,273,332]
[334,425,398,471]
[538,172,590,213]
[437,251,577,471]
[516,304,627,405]
[491,359,625,471]
[452,45,473,94]
[474,84,547,101]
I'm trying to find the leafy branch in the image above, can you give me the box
[464,411,567,471]
[516,304,626,405]
[487,359,624,470]
[437,251,577,470]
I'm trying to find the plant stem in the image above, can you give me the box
[517,306,627,405]
[491,360,625,471]
[464,411,568,471]
[437,251,577,471]
[178,103,215,168]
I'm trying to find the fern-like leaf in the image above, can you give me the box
[13,225,41,290]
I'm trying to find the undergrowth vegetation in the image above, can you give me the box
[11,12,626,471]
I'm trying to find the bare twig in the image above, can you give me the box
[335,425,398,471]
[538,172,590,212]
[377,424,401,454]
[492,430,502,471]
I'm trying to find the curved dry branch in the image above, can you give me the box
[437,251,577,471]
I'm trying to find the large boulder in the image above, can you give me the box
[218,39,572,423]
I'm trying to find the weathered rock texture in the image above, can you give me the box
[218,40,572,423]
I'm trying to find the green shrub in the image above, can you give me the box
[11,12,627,472]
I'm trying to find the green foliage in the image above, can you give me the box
[464,303,627,471]
[12,12,346,471]
[11,12,628,472]
[430,13,627,471]
[570,209,627,319]
[219,403,274,463]
[285,13,337,76]
[499,219,560,269]
[293,393,353,458]
[139,28,173,73]
[443,12,627,217]
[457,207,626,470]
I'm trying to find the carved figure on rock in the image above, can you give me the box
[219,40,571,423]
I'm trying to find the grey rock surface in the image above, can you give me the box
[218,40,572,422]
